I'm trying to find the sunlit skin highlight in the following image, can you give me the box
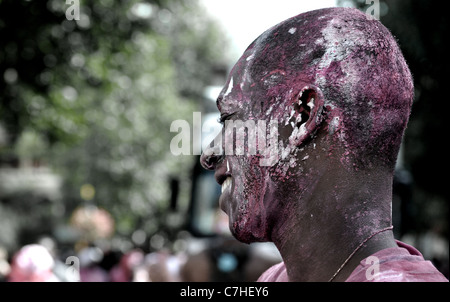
[200,7,414,281]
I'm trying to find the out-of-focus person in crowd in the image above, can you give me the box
[145,250,184,282]
[78,246,109,282]
[7,244,60,282]
[180,249,211,282]
[110,249,144,282]
[0,247,11,282]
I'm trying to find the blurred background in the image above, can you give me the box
[0,0,447,282]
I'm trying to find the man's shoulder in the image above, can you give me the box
[346,240,448,282]
[256,241,448,282]
[257,262,289,282]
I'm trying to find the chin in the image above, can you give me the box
[229,209,270,244]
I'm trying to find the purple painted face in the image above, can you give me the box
[213,62,282,243]
[202,35,313,243]
[200,7,413,244]
[201,7,334,243]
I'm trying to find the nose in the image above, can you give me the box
[200,143,223,171]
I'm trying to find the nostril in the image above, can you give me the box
[200,152,222,171]
[200,143,224,170]
[200,153,213,170]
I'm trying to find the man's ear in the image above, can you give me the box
[288,85,325,146]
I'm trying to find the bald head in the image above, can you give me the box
[223,7,413,171]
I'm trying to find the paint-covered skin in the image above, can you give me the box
[200,7,413,281]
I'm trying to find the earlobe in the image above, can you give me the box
[288,85,325,146]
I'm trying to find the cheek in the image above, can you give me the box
[229,155,270,242]
[234,155,265,205]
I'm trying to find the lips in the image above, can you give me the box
[214,159,231,185]
[218,176,233,214]
[215,160,232,213]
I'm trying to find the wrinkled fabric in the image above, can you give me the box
[257,261,289,282]
[346,240,448,282]
[257,241,448,282]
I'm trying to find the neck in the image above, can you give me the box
[270,161,397,282]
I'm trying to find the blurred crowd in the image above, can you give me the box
[1,228,448,282]
[0,234,283,282]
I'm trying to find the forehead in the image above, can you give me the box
[216,45,292,117]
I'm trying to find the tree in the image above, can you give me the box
[0,0,230,251]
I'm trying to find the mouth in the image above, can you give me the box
[219,176,233,213]
[215,160,233,213]
[215,159,232,186]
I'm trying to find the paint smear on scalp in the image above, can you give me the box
[310,8,414,170]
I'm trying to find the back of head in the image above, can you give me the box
[246,7,413,171]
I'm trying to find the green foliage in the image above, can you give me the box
[0,0,230,248]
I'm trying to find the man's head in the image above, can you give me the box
[200,7,413,244]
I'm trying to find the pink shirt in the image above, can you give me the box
[257,241,448,282]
